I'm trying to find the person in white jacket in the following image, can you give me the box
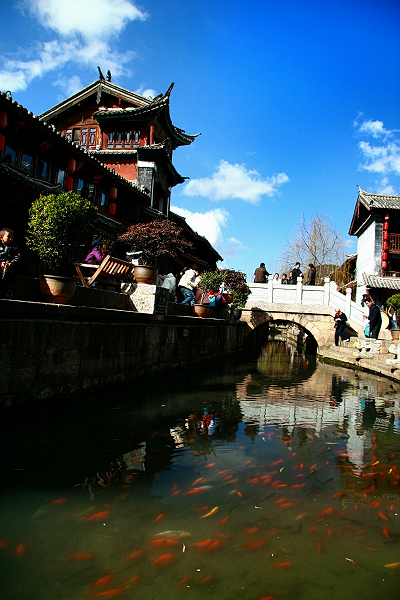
[178,265,198,305]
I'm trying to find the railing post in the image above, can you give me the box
[345,288,351,316]
[296,275,303,304]
[267,275,273,303]
[324,277,330,306]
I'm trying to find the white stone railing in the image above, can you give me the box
[248,277,364,326]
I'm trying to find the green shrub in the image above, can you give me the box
[26,192,98,274]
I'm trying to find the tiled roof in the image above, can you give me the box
[363,273,400,290]
[358,187,400,210]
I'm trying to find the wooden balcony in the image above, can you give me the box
[389,233,400,254]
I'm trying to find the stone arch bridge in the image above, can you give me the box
[240,278,367,348]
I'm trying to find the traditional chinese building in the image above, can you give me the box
[0,74,222,279]
[349,187,400,303]
[39,75,198,222]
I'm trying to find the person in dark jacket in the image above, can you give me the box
[306,264,316,285]
[365,296,382,339]
[333,308,349,346]
[254,262,269,283]
[291,262,302,284]
[0,228,20,298]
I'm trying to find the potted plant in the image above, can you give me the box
[386,293,400,340]
[192,269,226,317]
[117,219,194,284]
[221,269,251,319]
[26,192,98,303]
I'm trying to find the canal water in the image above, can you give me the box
[1,340,399,600]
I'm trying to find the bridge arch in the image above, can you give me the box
[241,305,359,349]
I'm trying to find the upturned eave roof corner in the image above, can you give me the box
[349,186,400,236]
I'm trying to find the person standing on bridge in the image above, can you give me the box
[333,308,349,346]
[254,262,269,283]
[291,262,302,284]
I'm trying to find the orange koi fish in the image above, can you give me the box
[172,482,179,492]
[224,475,233,480]
[91,590,124,598]
[200,506,218,518]
[327,529,333,538]
[199,575,213,584]
[154,553,176,566]
[155,513,165,522]
[244,527,258,535]
[170,490,181,497]
[382,527,390,540]
[319,507,334,517]
[273,498,286,504]
[125,474,134,482]
[0,540,10,550]
[85,511,110,521]
[16,543,26,555]
[177,575,190,589]
[115,492,129,500]
[272,561,293,568]
[216,533,229,539]
[330,492,344,498]
[205,462,216,468]
[204,540,221,552]
[309,526,317,534]
[192,477,207,486]
[269,460,284,466]
[91,575,114,588]
[124,550,143,562]
[47,497,67,505]
[124,575,141,586]
[292,483,306,488]
[280,502,296,508]
[193,539,212,549]
[217,470,231,474]
[185,488,203,495]
[378,511,389,521]
[240,540,265,550]
[369,501,380,507]
[195,506,209,512]
[364,547,376,551]
[65,552,94,560]
[385,561,400,568]
[266,530,279,537]
[258,597,274,600]
[218,518,229,526]
[316,541,322,553]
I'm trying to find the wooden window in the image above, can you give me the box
[57,169,65,185]
[88,128,96,147]
[4,145,16,163]
[37,158,49,179]
[72,128,81,143]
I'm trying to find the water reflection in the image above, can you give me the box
[1,341,399,600]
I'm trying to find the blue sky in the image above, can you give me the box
[1,0,399,280]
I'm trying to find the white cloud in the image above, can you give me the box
[355,116,400,190]
[183,160,289,204]
[0,1,148,92]
[171,205,229,248]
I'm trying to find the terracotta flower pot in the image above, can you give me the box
[133,265,158,284]
[40,275,76,304]
[222,293,234,304]
[192,304,210,318]
[390,329,400,341]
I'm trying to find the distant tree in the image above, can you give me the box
[279,214,347,283]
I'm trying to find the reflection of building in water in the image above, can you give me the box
[237,355,400,471]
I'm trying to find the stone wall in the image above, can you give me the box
[0,300,248,408]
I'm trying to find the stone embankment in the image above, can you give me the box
[318,337,400,383]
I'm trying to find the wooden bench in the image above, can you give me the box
[74,254,135,288]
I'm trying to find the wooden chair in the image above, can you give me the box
[74,255,135,288]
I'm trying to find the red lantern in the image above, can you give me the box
[382,252,388,261]
[64,176,74,191]
[383,221,389,231]
[108,202,116,216]
[0,112,7,128]
[383,241,389,251]
[110,187,117,200]
[0,133,4,152]
[67,158,76,173]
[383,231,389,241]
[382,261,388,269]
